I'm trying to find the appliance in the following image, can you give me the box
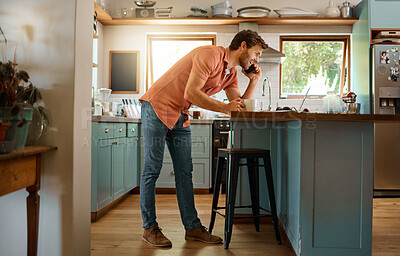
[134,1,156,18]
[371,44,400,197]
[211,119,230,193]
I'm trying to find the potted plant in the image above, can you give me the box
[0,26,48,151]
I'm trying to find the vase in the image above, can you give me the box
[325,0,341,17]
[0,106,33,149]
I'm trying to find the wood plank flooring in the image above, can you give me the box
[91,194,400,256]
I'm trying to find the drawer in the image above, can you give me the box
[191,124,211,137]
[97,123,114,140]
[127,123,139,137]
[156,158,210,188]
[113,123,126,138]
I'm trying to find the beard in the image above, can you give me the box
[239,51,251,70]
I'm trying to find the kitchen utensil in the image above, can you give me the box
[134,1,156,7]
[339,1,353,18]
[237,6,271,18]
[211,0,232,17]
[129,99,139,117]
[98,88,111,102]
[325,0,340,17]
[346,103,361,114]
[274,7,318,17]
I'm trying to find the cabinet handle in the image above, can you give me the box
[131,128,136,132]
[115,141,118,145]
[136,137,139,141]
[104,128,110,133]
[119,127,123,132]
[170,171,174,175]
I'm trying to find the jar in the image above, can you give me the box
[325,0,341,17]
[322,91,341,113]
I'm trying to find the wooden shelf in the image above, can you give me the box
[93,1,357,27]
[97,16,358,26]
[94,2,112,22]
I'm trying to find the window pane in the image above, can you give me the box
[149,38,213,89]
[281,41,345,96]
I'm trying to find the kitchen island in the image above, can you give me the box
[229,111,400,256]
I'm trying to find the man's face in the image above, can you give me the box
[239,43,263,70]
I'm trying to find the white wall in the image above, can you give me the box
[0,0,92,255]
[102,24,352,112]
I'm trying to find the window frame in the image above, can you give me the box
[279,35,351,99]
[146,34,216,91]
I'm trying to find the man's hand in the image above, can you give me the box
[223,97,245,115]
[241,63,262,82]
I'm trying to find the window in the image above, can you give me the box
[147,34,216,90]
[280,36,350,99]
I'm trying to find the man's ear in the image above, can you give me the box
[240,41,247,51]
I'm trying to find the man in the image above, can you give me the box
[139,30,268,247]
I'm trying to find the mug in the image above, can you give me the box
[243,99,257,111]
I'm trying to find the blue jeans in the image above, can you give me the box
[140,101,201,230]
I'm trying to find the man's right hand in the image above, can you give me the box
[223,98,245,114]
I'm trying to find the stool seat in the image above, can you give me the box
[209,147,281,249]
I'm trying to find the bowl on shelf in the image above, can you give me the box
[134,1,156,8]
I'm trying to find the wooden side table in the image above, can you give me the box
[0,146,57,256]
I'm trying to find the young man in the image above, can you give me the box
[139,30,268,247]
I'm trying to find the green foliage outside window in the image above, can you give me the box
[281,41,345,96]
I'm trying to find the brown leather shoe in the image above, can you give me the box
[142,226,172,247]
[185,225,223,244]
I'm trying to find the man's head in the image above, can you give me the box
[229,30,268,70]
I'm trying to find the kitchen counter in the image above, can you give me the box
[230,112,377,256]
[92,116,214,124]
[230,111,400,122]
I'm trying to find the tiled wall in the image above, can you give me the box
[216,33,324,112]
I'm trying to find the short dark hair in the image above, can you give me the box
[229,30,268,50]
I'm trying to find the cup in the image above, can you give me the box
[243,99,257,111]
[193,111,201,119]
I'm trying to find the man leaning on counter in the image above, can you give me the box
[138,29,268,247]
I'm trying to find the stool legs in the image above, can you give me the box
[263,155,282,245]
[209,156,225,234]
[224,155,240,249]
[247,158,260,232]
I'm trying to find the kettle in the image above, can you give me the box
[339,1,353,18]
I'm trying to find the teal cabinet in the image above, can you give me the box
[369,0,400,28]
[125,123,139,191]
[139,124,212,189]
[96,138,113,210]
[92,122,140,220]
[112,137,126,200]
[231,120,374,256]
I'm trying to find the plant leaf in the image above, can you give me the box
[0,26,7,44]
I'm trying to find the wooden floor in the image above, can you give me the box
[91,194,400,256]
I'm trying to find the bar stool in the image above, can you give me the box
[208,148,281,249]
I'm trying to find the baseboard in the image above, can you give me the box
[131,187,210,194]
[91,191,131,222]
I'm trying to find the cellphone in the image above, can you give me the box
[244,64,256,74]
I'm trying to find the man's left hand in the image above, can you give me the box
[241,63,262,82]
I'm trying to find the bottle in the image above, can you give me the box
[325,0,341,17]
[322,90,341,113]
[339,1,353,18]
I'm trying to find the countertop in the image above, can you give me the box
[230,111,400,123]
[92,116,213,124]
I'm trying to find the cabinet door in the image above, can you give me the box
[370,0,400,28]
[112,137,126,200]
[125,136,139,191]
[97,139,113,210]
[156,158,210,188]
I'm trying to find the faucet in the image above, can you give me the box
[262,77,272,111]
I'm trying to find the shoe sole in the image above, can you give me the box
[185,236,223,244]
[142,237,172,247]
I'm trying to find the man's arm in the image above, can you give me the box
[225,64,262,101]
[184,72,245,114]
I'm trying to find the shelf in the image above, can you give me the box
[94,2,112,22]
[96,16,358,26]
